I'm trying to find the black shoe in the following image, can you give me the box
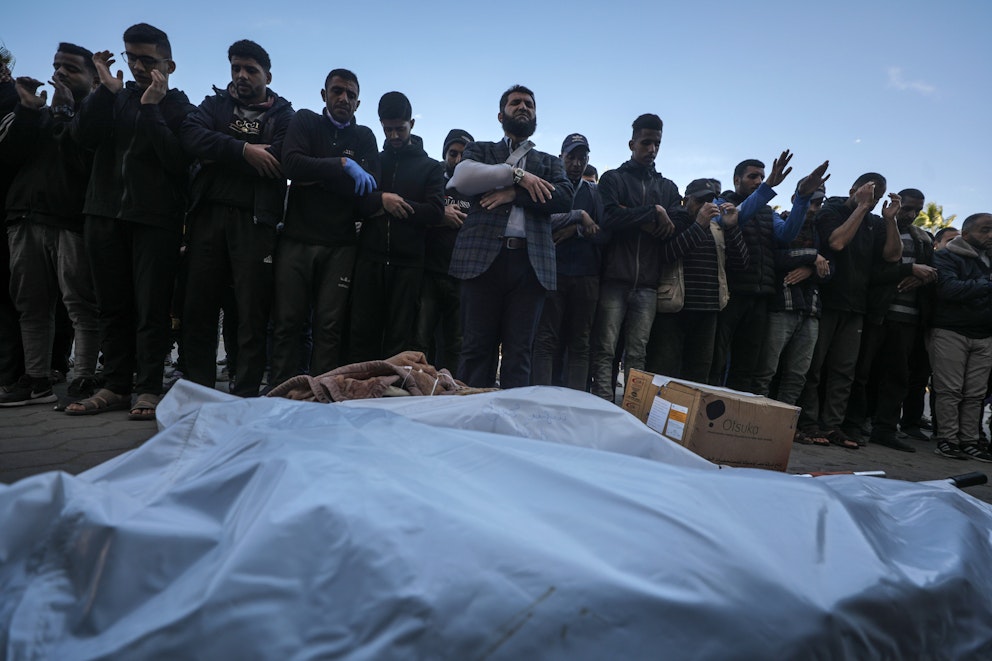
[873,435,917,453]
[0,375,58,407]
[960,443,992,463]
[900,425,930,441]
[917,416,933,431]
[934,441,968,460]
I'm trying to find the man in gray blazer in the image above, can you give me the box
[447,85,572,388]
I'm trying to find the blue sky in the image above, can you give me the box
[6,0,989,226]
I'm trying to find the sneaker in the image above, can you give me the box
[0,375,58,407]
[934,441,968,460]
[873,435,917,453]
[918,416,933,431]
[960,443,992,463]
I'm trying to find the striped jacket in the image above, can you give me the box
[448,139,572,290]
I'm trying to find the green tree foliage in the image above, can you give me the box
[914,202,955,230]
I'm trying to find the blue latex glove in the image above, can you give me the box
[343,158,376,196]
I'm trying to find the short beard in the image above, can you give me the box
[501,115,536,139]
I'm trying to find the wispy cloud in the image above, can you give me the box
[887,67,936,96]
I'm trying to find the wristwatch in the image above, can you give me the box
[51,105,75,118]
[512,167,525,185]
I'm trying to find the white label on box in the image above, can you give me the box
[646,397,671,435]
[647,398,689,441]
[666,404,688,441]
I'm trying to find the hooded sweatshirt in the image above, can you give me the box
[358,134,444,267]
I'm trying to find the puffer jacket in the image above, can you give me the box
[931,236,992,338]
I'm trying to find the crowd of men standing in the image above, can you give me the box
[2,24,992,464]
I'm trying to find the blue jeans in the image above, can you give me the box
[589,282,656,401]
[754,310,818,404]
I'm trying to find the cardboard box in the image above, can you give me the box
[621,369,799,471]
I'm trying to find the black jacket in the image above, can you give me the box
[815,196,887,314]
[720,190,776,295]
[2,104,92,230]
[73,83,194,229]
[599,160,681,288]
[280,109,380,246]
[931,237,992,338]
[770,213,832,317]
[865,223,934,325]
[180,85,295,227]
[358,135,444,267]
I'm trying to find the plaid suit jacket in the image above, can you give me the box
[448,139,572,290]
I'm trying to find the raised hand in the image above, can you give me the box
[140,69,168,104]
[853,181,876,208]
[719,202,739,227]
[243,143,282,178]
[766,149,794,188]
[14,76,46,109]
[92,50,123,93]
[48,75,74,108]
[881,192,901,222]
[797,160,831,197]
[695,201,721,227]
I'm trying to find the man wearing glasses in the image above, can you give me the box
[67,23,194,420]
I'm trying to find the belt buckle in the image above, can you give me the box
[503,237,525,250]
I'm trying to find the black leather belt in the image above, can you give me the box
[501,237,526,250]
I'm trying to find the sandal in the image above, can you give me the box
[65,389,131,416]
[824,429,860,450]
[795,430,830,447]
[129,393,162,421]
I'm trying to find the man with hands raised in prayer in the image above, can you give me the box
[68,23,193,421]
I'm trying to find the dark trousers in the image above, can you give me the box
[798,308,863,431]
[85,216,180,396]
[845,318,918,439]
[902,327,930,426]
[458,246,545,389]
[270,237,356,385]
[348,257,423,363]
[0,228,24,385]
[647,309,718,384]
[414,271,461,372]
[532,273,599,390]
[710,293,769,391]
[182,205,275,397]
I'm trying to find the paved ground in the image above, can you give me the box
[2,375,990,505]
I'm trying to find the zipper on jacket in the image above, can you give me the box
[119,107,141,213]
[386,158,400,266]
[635,178,647,286]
